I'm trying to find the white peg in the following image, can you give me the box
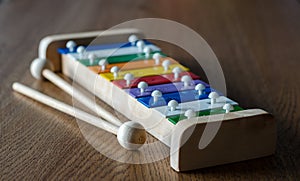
[12,82,146,150]
[137,81,148,93]
[162,59,171,71]
[208,92,219,105]
[124,73,134,87]
[143,47,152,59]
[136,40,145,52]
[110,66,120,78]
[223,103,234,113]
[168,100,178,112]
[128,35,139,45]
[195,83,206,95]
[184,109,196,119]
[151,90,162,103]
[152,53,162,65]
[172,67,182,80]
[66,40,76,52]
[98,59,108,71]
[77,46,85,59]
[181,75,192,88]
[88,53,96,65]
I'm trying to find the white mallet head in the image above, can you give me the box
[117,121,147,150]
[30,58,54,80]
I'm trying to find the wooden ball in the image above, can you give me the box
[30,58,47,80]
[117,121,146,150]
[30,58,53,80]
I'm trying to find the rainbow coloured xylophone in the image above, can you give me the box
[30,29,276,171]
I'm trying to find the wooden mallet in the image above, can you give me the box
[13,82,146,150]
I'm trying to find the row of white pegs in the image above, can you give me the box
[66,34,160,63]
[183,102,234,119]
[151,90,223,109]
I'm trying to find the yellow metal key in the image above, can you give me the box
[100,64,189,81]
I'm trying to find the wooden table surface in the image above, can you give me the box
[1,0,300,180]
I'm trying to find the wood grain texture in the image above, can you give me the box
[1,0,300,180]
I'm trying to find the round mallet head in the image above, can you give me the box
[30,58,53,80]
[117,121,147,150]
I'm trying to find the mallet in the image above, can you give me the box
[12,82,146,150]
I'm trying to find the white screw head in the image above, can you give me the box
[110,66,120,78]
[162,59,171,71]
[208,92,219,104]
[66,40,76,52]
[124,73,134,86]
[143,47,152,58]
[88,53,96,65]
[181,75,192,88]
[152,53,162,65]
[136,40,145,52]
[128,35,139,45]
[98,59,108,71]
[137,81,148,93]
[168,100,179,112]
[151,90,162,103]
[76,46,85,54]
[172,67,183,80]
[195,83,206,95]
[223,103,234,113]
[184,109,197,119]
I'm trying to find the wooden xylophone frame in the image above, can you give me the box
[37,28,276,171]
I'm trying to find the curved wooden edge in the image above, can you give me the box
[38,28,145,71]
[170,109,276,172]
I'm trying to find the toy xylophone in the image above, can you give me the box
[15,29,276,171]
